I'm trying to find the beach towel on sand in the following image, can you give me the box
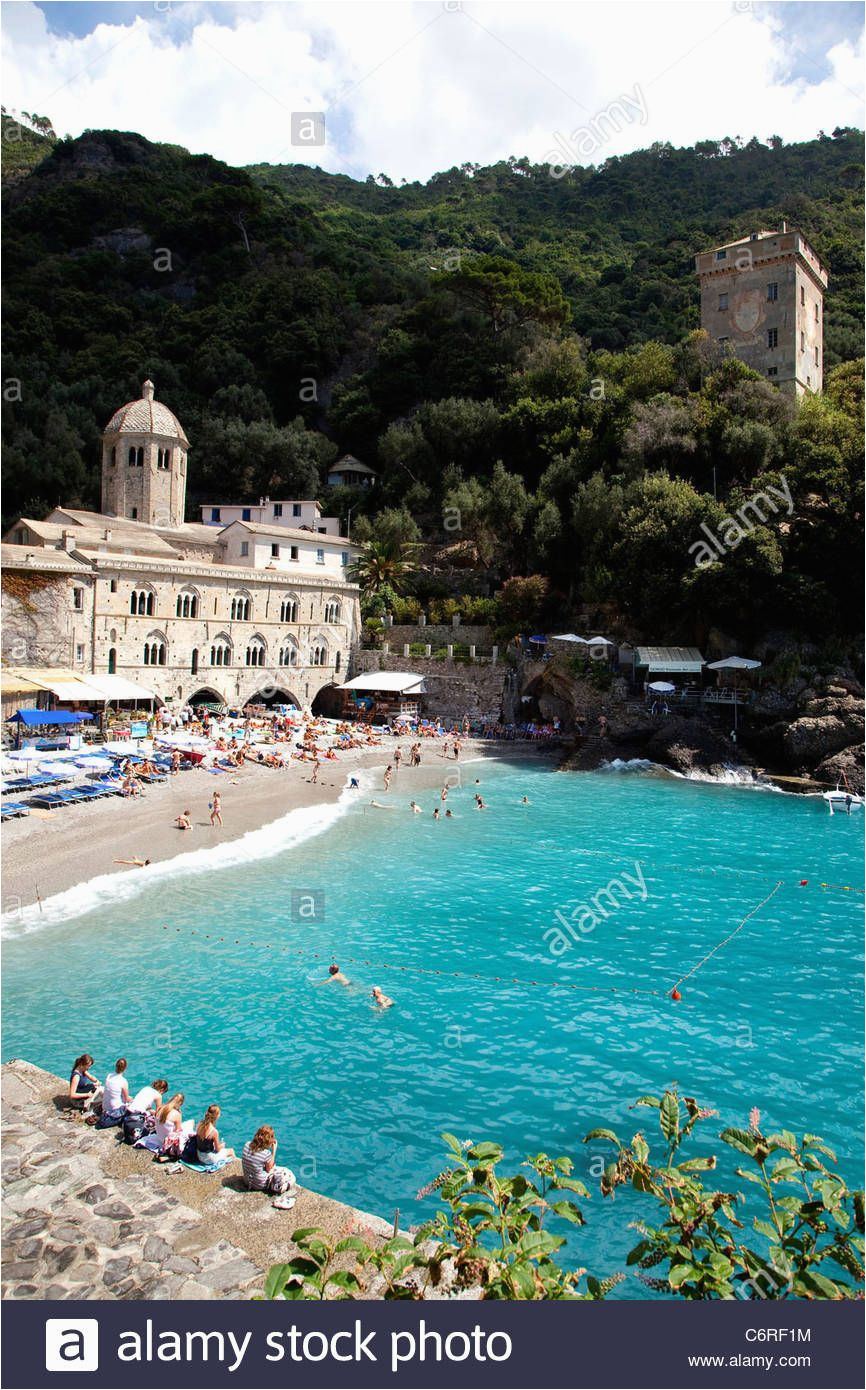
[180,1157,233,1173]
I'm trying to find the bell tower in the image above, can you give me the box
[101,378,189,527]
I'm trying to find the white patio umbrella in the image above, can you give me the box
[648,680,676,694]
[706,657,762,732]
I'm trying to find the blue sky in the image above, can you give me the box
[4,2,863,179]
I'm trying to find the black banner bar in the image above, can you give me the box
[3,1298,863,1390]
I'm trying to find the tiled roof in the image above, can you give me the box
[103,382,188,442]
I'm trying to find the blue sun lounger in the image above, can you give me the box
[0,802,31,820]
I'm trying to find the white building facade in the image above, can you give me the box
[1,382,362,711]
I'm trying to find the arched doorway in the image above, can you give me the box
[311,683,343,718]
[107,648,116,674]
[245,687,300,710]
[188,686,225,709]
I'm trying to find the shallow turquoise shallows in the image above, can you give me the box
[2,761,863,1296]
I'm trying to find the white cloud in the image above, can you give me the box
[2,1,862,179]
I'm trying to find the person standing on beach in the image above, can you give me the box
[311,759,320,784]
[210,791,223,827]
[394,746,402,770]
[383,765,393,792]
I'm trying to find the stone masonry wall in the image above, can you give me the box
[353,650,507,721]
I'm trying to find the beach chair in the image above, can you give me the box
[28,792,68,809]
[0,802,31,820]
[88,780,123,797]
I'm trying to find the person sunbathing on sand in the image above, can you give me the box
[114,857,151,867]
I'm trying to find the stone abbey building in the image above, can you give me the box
[1,382,362,711]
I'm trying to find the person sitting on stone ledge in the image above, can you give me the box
[241,1124,295,1196]
[69,1053,101,1112]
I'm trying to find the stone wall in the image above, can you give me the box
[353,650,507,721]
[382,623,492,650]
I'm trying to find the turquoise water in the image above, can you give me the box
[2,760,863,1295]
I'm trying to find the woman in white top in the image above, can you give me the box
[127,1079,168,1114]
[101,1058,130,1116]
[154,1092,190,1157]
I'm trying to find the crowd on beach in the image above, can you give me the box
[68,1054,296,1202]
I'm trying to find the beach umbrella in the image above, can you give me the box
[706,657,762,732]
[648,680,675,694]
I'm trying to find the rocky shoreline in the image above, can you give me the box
[529,665,864,793]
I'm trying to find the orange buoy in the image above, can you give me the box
[671,988,681,1001]
[800,879,808,886]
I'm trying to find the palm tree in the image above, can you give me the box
[349,538,417,597]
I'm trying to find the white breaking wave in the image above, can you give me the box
[1,776,365,938]
[597,758,668,774]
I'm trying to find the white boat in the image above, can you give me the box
[823,786,863,815]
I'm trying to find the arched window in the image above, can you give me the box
[245,637,266,667]
[175,589,199,618]
[143,633,167,666]
[279,638,299,667]
[334,651,341,673]
[310,642,328,667]
[157,448,171,470]
[108,648,117,674]
[324,600,341,624]
[230,594,251,622]
[130,588,155,616]
[210,636,232,667]
[280,595,299,623]
[128,446,137,466]
[110,447,116,467]
[191,649,199,675]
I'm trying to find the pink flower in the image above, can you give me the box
[749,1107,761,1134]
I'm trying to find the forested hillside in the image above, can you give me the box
[2,124,863,640]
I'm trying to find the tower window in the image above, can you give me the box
[157,448,171,470]
[717,293,728,310]
[767,282,778,301]
[110,447,116,467]
[767,329,778,349]
[128,447,137,466]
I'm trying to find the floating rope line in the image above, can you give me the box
[159,926,663,996]
[671,880,785,994]
[563,847,864,893]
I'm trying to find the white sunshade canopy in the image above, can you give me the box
[78,674,157,700]
[648,680,676,693]
[34,677,107,702]
[550,633,585,643]
[706,657,762,671]
[337,672,425,694]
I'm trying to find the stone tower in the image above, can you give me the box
[101,379,189,527]
[695,228,828,396]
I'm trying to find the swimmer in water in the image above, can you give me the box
[520,796,530,805]
[316,963,351,987]
[372,986,394,1009]
[445,808,454,818]
[409,801,422,814]
[433,807,440,820]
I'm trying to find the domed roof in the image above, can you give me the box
[103,380,188,443]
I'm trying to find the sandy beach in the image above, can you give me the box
[1,738,560,912]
